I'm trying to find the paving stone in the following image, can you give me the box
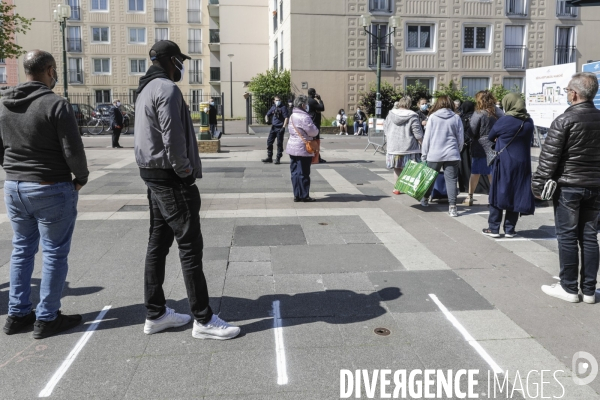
[233,224,307,246]
[228,246,271,262]
[203,247,230,261]
[227,262,272,276]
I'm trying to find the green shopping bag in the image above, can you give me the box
[394,160,439,201]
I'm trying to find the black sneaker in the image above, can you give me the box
[274,158,281,165]
[302,197,317,203]
[262,157,273,163]
[33,311,82,339]
[319,157,327,163]
[3,311,36,335]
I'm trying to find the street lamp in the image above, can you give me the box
[53,4,71,101]
[361,15,400,120]
[228,54,234,118]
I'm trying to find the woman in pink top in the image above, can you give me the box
[286,94,319,202]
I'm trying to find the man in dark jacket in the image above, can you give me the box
[109,99,124,148]
[0,50,89,339]
[262,95,289,164]
[353,107,368,136]
[534,72,600,304]
[307,88,326,162]
[134,40,240,340]
[208,97,220,139]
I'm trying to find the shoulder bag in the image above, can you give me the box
[486,120,525,166]
[290,116,315,154]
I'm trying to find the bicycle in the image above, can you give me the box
[86,115,107,135]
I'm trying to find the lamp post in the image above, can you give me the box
[228,54,234,118]
[360,15,400,120]
[53,4,71,101]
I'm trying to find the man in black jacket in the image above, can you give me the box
[109,99,124,148]
[208,98,220,139]
[307,88,326,162]
[262,95,289,164]
[0,50,89,339]
[534,72,600,304]
[353,107,368,136]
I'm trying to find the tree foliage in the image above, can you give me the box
[0,2,34,60]
[248,69,291,122]
[404,81,432,110]
[432,81,470,102]
[358,81,403,119]
[490,83,525,103]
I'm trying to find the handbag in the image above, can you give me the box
[486,121,525,166]
[541,180,557,201]
[290,116,315,154]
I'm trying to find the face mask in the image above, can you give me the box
[341,111,345,115]
[210,102,214,106]
[357,109,361,113]
[172,58,184,83]
[420,104,429,111]
[567,101,572,106]
[305,105,310,112]
[116,102,121,107]
[275,101,281,106]
[50,68,58,90]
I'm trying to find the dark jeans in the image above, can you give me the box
[267,125,285,158]
[144,181,213,324]
[488,204,519,234]
[112,128,121,147]
[353,121,368,135]
[289,155,312,199]
[553,186,600,296]
[424,161,460,205]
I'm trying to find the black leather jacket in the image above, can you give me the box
[532,101,600,196]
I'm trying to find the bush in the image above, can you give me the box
[248,69,291,123]
[433,81,470,102]
[358,81,404,119]
[404,81,432,110]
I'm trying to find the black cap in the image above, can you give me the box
[149,40,191,61]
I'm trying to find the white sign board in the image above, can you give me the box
[369,118,385,132]
[525,63,576,128]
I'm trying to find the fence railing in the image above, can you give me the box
[188,9,201,23]
[67,38,82,52]
[369,43,393,68]
[154,8,168,22]
[369,0,392,12]
[506,0,526,15]
[555,46,576,65]
[250,93,295,125]
[68,70,84,84]
[504,45,527,69]
[210,67,221,81]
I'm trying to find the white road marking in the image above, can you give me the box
[272,300,288,385]
[428,294,503,374]
[38,306,112,398]
[315,169,362,194]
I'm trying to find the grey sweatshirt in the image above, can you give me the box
[421,108,464,162]
[383,109,423,155]
[0,82,89,185]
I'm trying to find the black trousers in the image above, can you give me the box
[488,204,519,234]
[144,181,213,324]
[267,125,285,158]
[112,128,121,147]
[289,155,312,199]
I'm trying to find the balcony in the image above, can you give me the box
[209,29,220,51]
[67,38,82,52]
[557,1,577,17]
[208,0,219,17]
[69,6,81,20]
[504,45,527,69]
[188,9,201,23]
[555,46,576,65]
[369,0,392,13]
[188,40,202,54]
[154,8,168,23]
[189,70,202,84]
[506,0,526,16]
[68,69,84,84]
[368,43,393,68]
[210,67,221,82]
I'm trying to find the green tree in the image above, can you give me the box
[404,81,432,110]
[432,81,470,102]
[0,2,34,60]
[358,81,403,119]
[489,84,511,103]
[248,69,291,123]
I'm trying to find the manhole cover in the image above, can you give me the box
[374,328,391,336]
[318,222,328,226]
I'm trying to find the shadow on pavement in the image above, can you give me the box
[318,194,388,202]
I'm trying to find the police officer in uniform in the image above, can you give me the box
[262,95,289,165]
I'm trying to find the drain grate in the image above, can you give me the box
[374,328,391,336]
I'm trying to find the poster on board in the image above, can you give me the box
[525,63,576,128]
[582,61,600,110]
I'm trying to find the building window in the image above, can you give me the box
[93,58,111,74]
[189,29,202,53]
[557,0,577,17]
[504,25,526,69]
[91,0,108,11]
[95,90,111,104]
[280,0,283,23]
[503,78,524,92]
[190,89,203,112]
[129,28,146,44]
[0,67,6,84]
[462,77,490,97]
[369,23,392,68]
[407,25,433,51]
[154,0,168,23]
[92,27,110,43]
[0,58,5,64]
[209,29,219,44]
[189,59,202,84]
[506,0,527,16]
[555,26,576,65]
[463,26,490,52]
[210,67,220,81]
[67,26,82,52]
[68,58,83,84]
[188,0,201,23]
[68,0,81,20]
[405,77,433,93]
[369,0,392,12]
[155,28,168,42]
[130,59,147,74]
[280,49,284,71]
[128,0,145,12]
[273,39,278,70]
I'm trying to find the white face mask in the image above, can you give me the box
[172,58,185,83]
[116,102,121,107]
[305,105,310,112]
[275,101,281,106]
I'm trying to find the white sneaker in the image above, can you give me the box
[583,292,597,304]
[420,197,429,207]
[143,307,192,335]
[448,206,458,217]
[541,283,579,303]
[192,315,241,340]
[504,232,518,238]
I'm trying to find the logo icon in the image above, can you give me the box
[572,351,598,385]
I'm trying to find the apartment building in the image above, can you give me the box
[270,0,600,117]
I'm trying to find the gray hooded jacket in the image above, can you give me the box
[383,109,423,155]
[421,108,464,162]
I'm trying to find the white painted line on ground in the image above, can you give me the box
[272,300,288,385]
[495,237,556,242]
[103,157,136,169]
[428,294,503,374]
[38,306,112,398]
[315,169,362,194]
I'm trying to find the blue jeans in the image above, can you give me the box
[289,155,312,199]
[488,204,519,234]
[4,181,78,321]
[353,121,368,135]
[553,186,600,296]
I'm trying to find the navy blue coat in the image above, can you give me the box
[109,105,124,129]
[488,116,535,215]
